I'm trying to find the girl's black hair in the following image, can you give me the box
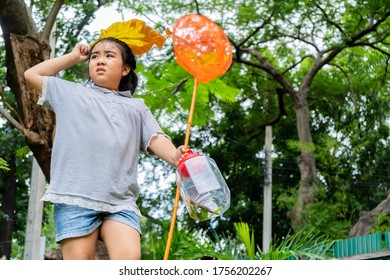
[90,37,138,95]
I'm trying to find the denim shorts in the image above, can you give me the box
[54,203,142,243]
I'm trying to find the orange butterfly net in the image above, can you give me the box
[172,14,232,83]
[164,14,233,260]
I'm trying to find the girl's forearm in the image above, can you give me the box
[27,53,78,77]
[24,44,89,92]
[149,135,184,166]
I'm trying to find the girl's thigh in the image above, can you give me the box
[100,219,141,260]
[60,229,99,260]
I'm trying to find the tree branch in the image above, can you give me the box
[239,48,298,101]
[237,9,275,48]
[0,83,43,145]
[192,0,201,15]
[63,2,112,54]
[329,63,358,106]
[171,78,189,95]
[0,106,22,132]
[97,0,111,7]
[349,192,390,237]
[303,11,390,95]
[247,88,290,142]
[0,85,22,124]
[352,42,390,56]
[348,11,390,44]
[236,88,272,103]
[282,55,314,75]
[315,3,347,37]
[0,106,43,145]
[40,0,64,42]
[283,33,321,53]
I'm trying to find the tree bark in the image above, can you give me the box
[8,34,55,181]
[287,94,318,230]
[1,0,55,180]
[348,193,390,237]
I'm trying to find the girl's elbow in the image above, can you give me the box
[24,68,34,84]
[24,69,43,92]
[23,69,30,79]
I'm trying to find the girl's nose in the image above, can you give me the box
[97,57,105,65]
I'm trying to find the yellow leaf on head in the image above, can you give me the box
[95,19,170,55]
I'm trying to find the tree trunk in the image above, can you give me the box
[1,1,55,180]
[235,47,321,231]
[8,34,55,181]
[348,193,390,237]
[287,94,318,231]
[0,156,16,259]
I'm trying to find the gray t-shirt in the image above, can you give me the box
[39,76,168,216]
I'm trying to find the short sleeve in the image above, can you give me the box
[37,76,54,111]
[140,105,171,154]
[36,76,84,112]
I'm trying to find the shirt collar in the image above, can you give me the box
[88,82,132,98]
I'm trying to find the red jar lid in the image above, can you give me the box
[177,149,201,178]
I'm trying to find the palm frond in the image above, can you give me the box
[234,222,256,259]
[259,228,335,260]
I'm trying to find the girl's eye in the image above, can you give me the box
[90,54,98,59]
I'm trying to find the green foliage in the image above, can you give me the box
[370,213,390,234]
[0,123,31,259]
[259,228,335,260]
[143,220,334,260]
[178,230,248,260]
[41,204,59,252]
[0,157,10,172]
[15,146,31,159]
[172,229,245,260]
[286,139,316,153]
[277,188,298,212]
[233,222,334,260]
[139,60,240,130]
[206,79,241,103]
[234,222,255,259]
[303,185,359,240]
[140,219,241,260]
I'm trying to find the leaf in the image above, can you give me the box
[95,19,170,55]
[260,228,334,260]
[15,146,31,158]
[286,139,316,153]
[184,81,210,126]
[0,157,10,172]
[234,222,255,260]
[206,79,241,102]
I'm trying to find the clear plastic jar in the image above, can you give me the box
[176,151,230,221]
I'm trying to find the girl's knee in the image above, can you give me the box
[60,230,99,260]
[61,249,96,260]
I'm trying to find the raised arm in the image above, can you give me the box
[24,43,90,92]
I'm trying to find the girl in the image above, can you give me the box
[24,37,187,260]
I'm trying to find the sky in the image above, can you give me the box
[0,4,138,38]
[86,5,129,34]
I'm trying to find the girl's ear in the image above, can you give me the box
[122,65,131,76]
